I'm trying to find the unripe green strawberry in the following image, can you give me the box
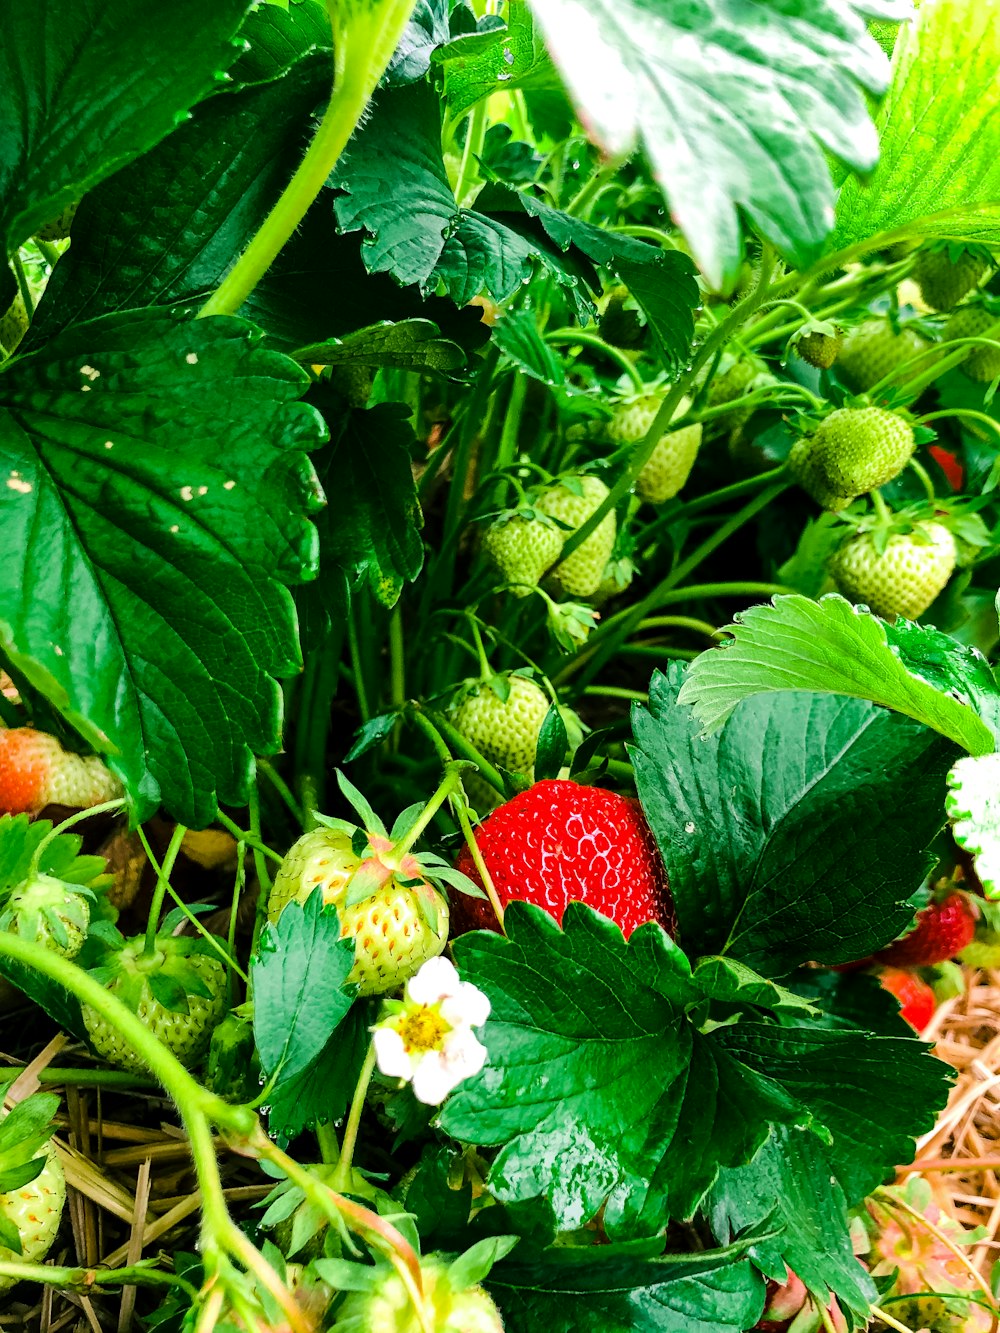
[837,319,930,394]
[945,305,1000,382]
[794,329,842,369]
[609,392,702,504]
[536,475,615,598]
[0,874,90,960]
[451,674,550,811]
[913,246,991,311]
[0,1145,65,1291]
[82,937,228,1073]
[482,512,564,597]
[829,521,956,620]
[789,406,915,511]
[269,818,450,997]
[0,728,123,815]
[332,1256,504,1333]
[0,294,28,356]
[267,827,359,924]
[34,202,77,242]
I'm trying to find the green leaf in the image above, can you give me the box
[0,0,252,254]
[448,1235,521,1290]
[947,752,1000,899]
[332,84,599,315]
[883,618,1000,742]
[691,958,818,1018]
[677,595,995,756]
[252,892,357,1084]
[226,1,333,87]
[709,1127,876,1327]
[533,705,568,783]
[486,1239,766,1333]
[0,311,324,825]
[716,1022,950,1202]
[387,0,453,85]
[27,59,330,348]
[632,669,957,974]
[0,814,107,897]
[436,1,557,120]
[265,1004,369,1144]
[294,320,466,375]
[492,310,565,387]
[306,390,424,609]
[526,0,899,288]
[833,0,1000,253]
[442,903,810,1235]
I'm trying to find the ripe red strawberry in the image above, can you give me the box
[876,890,977,968]
[928,444,964,491]
[0,728,122,815]
[453,779,674,938]
[879,968,936,1033]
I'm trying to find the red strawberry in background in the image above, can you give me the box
[879,969,936,1033]
[928,444,964,491]
[875,889,977,969]
[0,728,122,815]
[453,779,675,938]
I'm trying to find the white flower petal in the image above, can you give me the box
[439,980,490,1030]
[440,1028,488,1079]
[406,955,460,1007]
[372,1026,415,1081]
[411,1051,464,1105]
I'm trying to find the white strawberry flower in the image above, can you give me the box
[371,956,490,1105]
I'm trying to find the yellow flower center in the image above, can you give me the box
[397,1005,451,1052]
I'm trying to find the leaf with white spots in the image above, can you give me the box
[0,310,324,825]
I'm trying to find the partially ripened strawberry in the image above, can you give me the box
[482,511,564,597]
[82,934,228,1073]
[789,406,914,510]
[875,890,977,968]
[836,318,930,395]
[945,304,1000,382]
[0,729,122,815]
[450,674,550,810]
[268,777,460,997]
[454,779,674,938]
[0,1095,66,1292]
[0,874,92,960]
[879,969,936,1033]
[536,476,616,599]
[829,520,956,620]
[913,245,991,311]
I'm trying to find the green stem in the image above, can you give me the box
[199,0,418,318]
[348,604,371,724]
[142,823,186,958]
[11,251,34,318]
[453,98,490,208]
[331,1041,377,1192]
[248,784,272,964]
[27,798,126,876]
[558,243,778,561]
[907,457,937,506]
[389,607,406,713]
[545,330,644,392]
[919,407,1000,448]
[582,685,648,702]
[421,708,509,797]
[227,843,246,1007]
[871,488,891,523]
[316,1122,341,1167]
[494,372,529,473]
[452,797,506,930]
[215,811,283,865]
[564,156,625,218]
[391,764,465,861]
[0,1066,155,1088]
[678,466,789,517]
[0,1258,194,1295]
[257,760,305,828]
[639,615,720,638]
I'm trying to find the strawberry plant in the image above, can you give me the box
[5,0,1000,1329]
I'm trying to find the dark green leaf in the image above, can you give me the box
[527,0,898,286]
[0,0,252,254]
[0,311,324,825]
[0,814,106,898]
[0,955,86,1041]
[492,310,565,387]
[294,320,466,375]
[437,1,557,119]
[307,390,424,609]
[442,904,807,1235]
[252,892,357,1083]
[387,0,453,85]
[631,668,957,974]
[265,1003,369,1143]
[691,957,818,1018]
[227,1,333,87]
[487,1239,766,1333]
[709,1128,876,1327]
[332,84,599,316]
[344,712,400,763]
[676,595,994,756]
[27,60,329,348]
[883,619,1000,744]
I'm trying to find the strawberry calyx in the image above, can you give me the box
[87,927,229,1015]
[0,872,94,960]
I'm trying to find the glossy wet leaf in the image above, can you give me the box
[294,319,466,375]
[0,0,252,254]
[0,311,324,825]
[633,668,957,973]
